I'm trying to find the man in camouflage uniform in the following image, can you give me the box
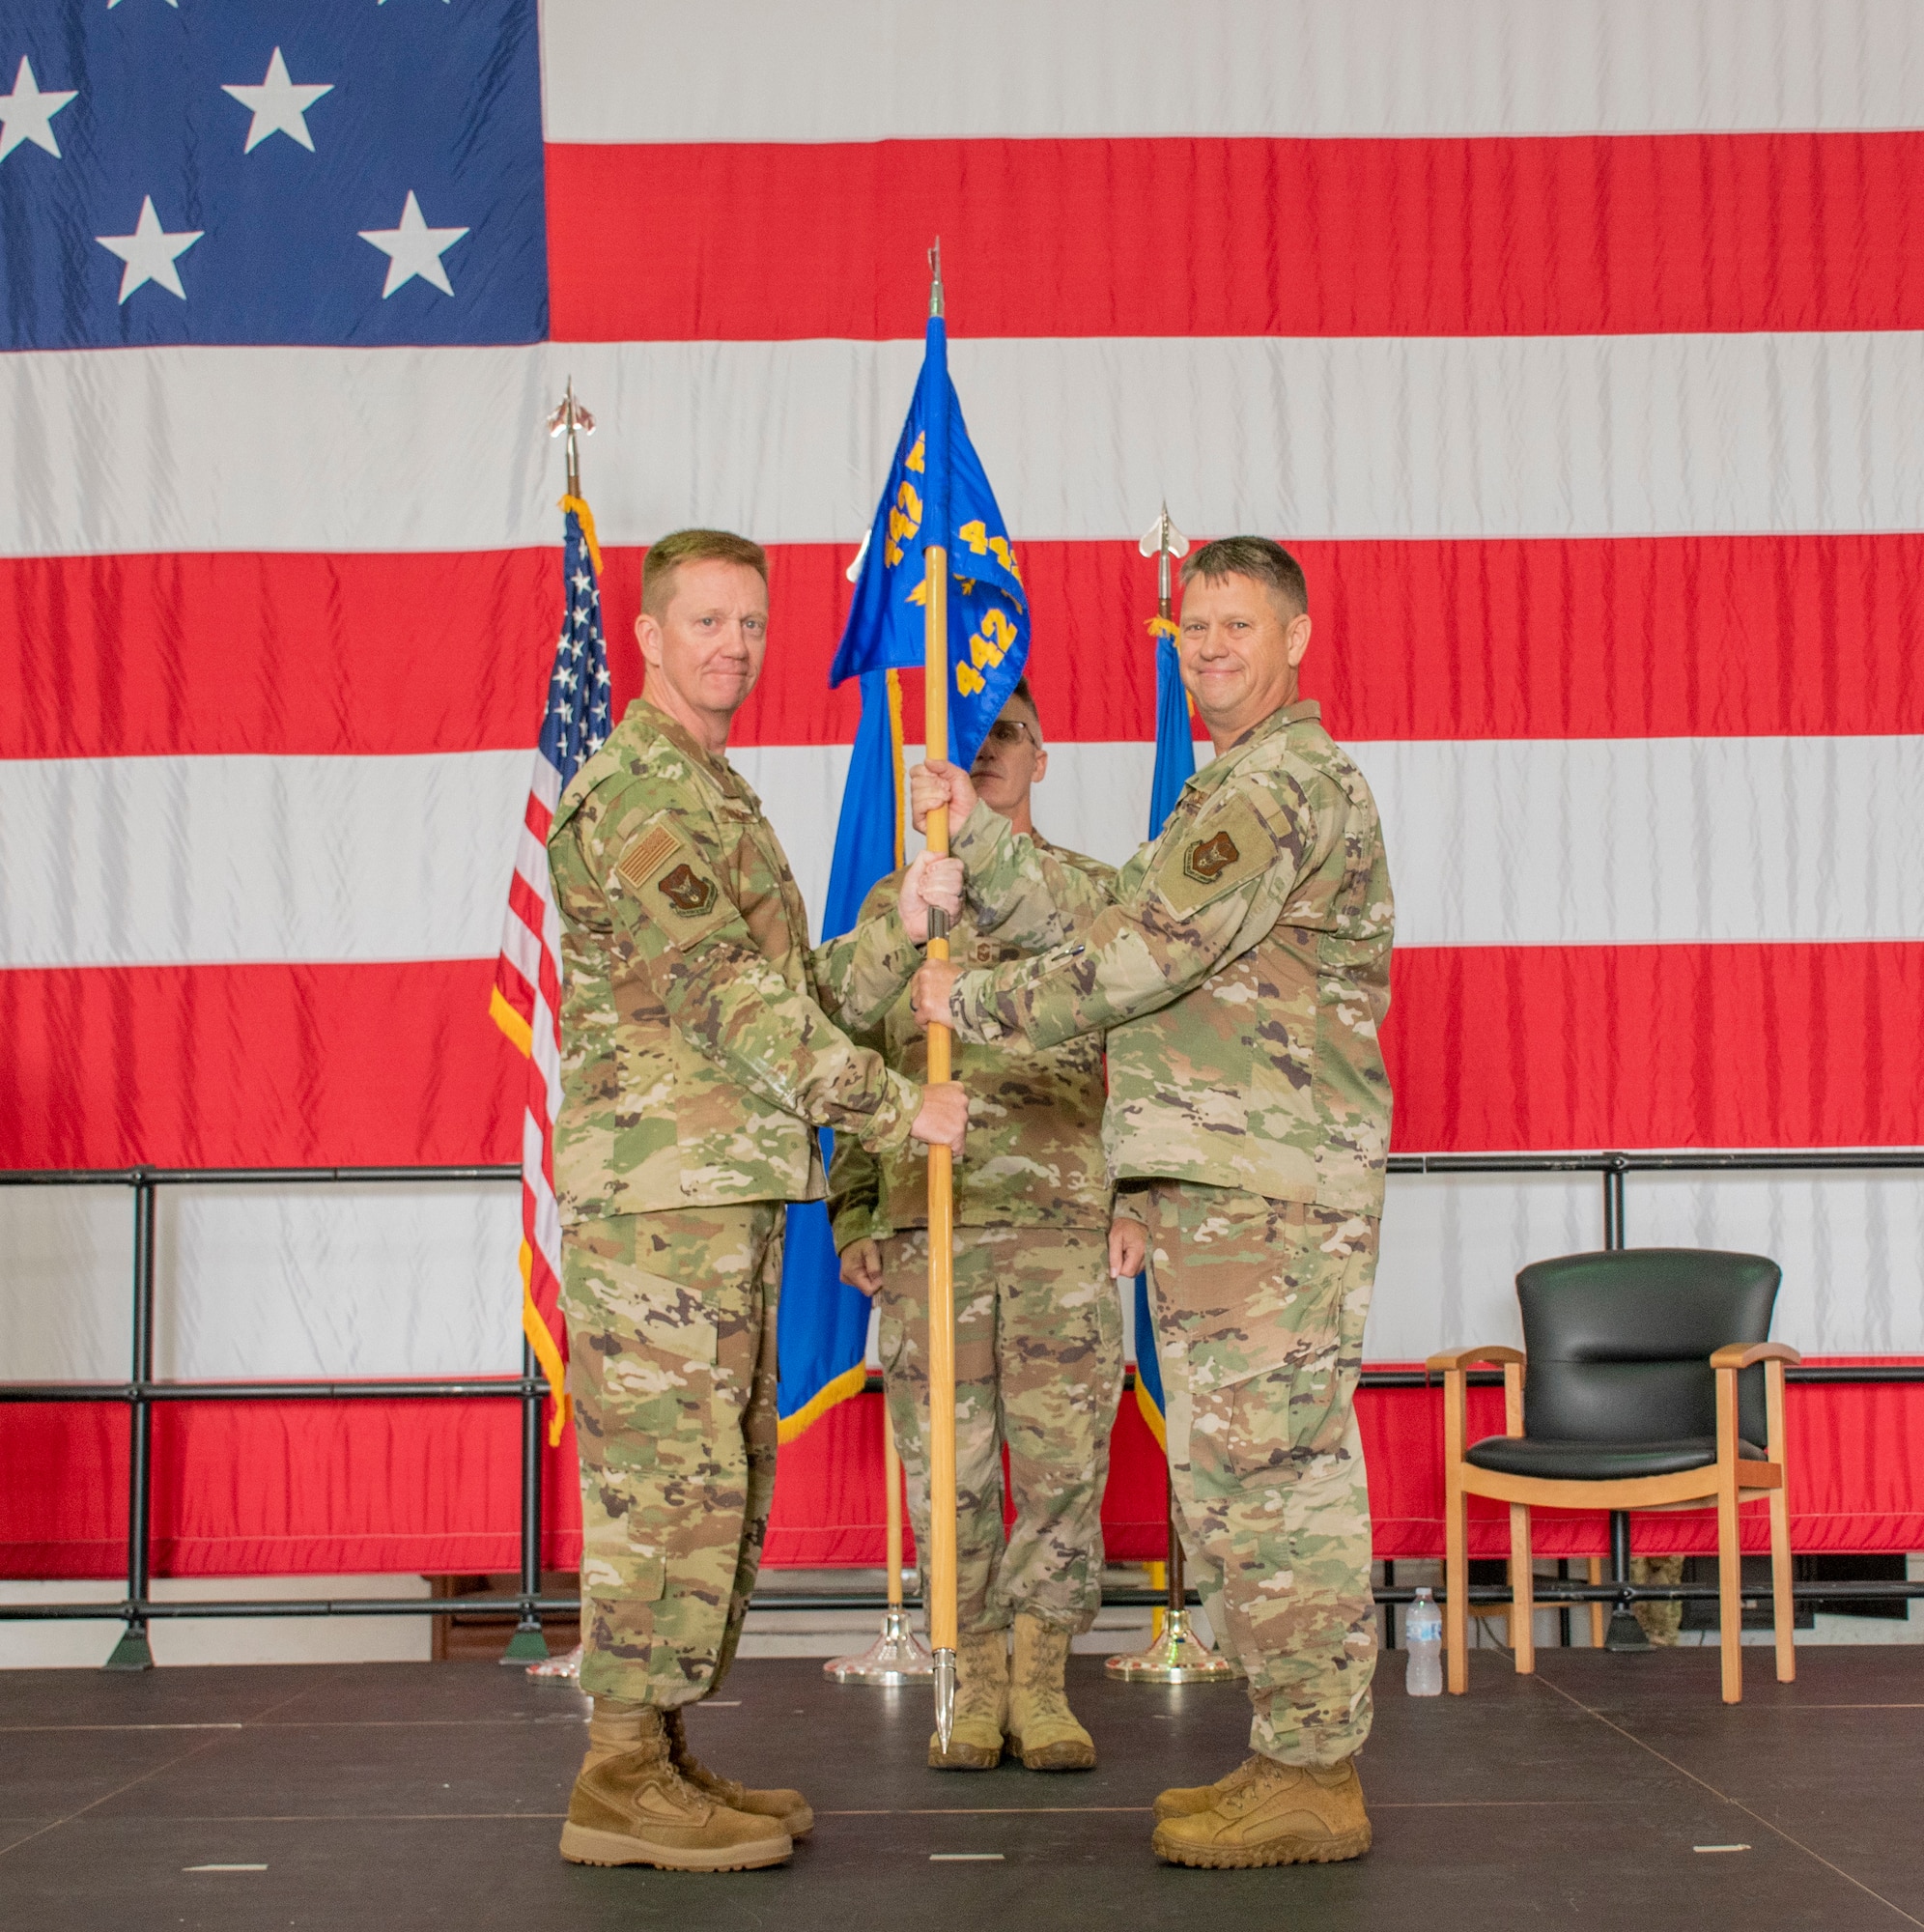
[831,677,1122,1773]
[911,537,1394,1870]
[548,528,968,1872]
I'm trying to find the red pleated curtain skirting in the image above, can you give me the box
[5,1367,1919,1579]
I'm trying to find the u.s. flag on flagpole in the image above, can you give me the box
[490,495,610,1440]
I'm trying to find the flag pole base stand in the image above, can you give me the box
[525,1642,581,1682]
[824,1607,935,1684]
[500,1618,551,1665]
[1105,1608,1243,1683]
[102,1622,155,1673]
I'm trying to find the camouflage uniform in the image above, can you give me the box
[549,696,924,1707]
[829,851,1122,1636]
[942,699,1394,1767]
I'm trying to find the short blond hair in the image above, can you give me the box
[642,528,769,620]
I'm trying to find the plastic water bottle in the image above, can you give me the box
[1404,1587,1443,1696]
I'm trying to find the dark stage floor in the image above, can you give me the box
[3,1646,1921,1930]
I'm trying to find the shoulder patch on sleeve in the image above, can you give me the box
[613,817,735,947]
[616,822,681,894]
[1152,790,1276,920]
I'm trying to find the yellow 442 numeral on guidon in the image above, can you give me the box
[955,607,1017,696]
[956,519,1023,588]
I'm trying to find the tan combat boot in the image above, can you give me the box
[559,1698,792,1871]
[1005,1612,1096,1772]
[1150,1754,1371,1868]
[665,1706,814,1836]
[926,1628,1008,1770]
[1153,1752,1274,1822]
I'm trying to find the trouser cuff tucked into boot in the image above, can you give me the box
[927,1628,1009,1770]
[1006,1613,1095,1772]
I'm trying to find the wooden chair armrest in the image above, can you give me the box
[1710,1342,1801,1371]
[1425,1345,1526,1373]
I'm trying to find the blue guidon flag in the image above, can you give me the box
[829,301,1029,771]
[775,294,1031,1440]
[1131,614,1201,1447]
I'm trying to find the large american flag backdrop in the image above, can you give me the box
[4,0,1922,1579]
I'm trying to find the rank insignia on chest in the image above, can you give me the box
[659,863,719,916]
[1185,830,1241,884]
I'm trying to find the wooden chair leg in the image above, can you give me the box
[1769,1484,1796,1684]
[1509,1504,1535,1674]
[1766,1359,1796,1685]
[1717,1478,1744,1705]
[1445,1476,1469,1694]
[1586,1557,1604,1648]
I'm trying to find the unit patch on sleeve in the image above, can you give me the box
[1153,790,1273,919]
[659,863,718,917]
[1184,829,1241,884]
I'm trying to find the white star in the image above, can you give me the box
[222,47,332,154]
[357,190,467,298]
[95,196,203,302]
[0,57,77,164]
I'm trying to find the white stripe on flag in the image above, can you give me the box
[543,0,1924,143]
[0,751,527,969]
[7,737,1919,969]
[10,332,1924,556]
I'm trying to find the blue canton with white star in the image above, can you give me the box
[0,0,545,349]
[547,509,610,786]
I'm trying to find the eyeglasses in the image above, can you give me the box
[982,719,1037,749]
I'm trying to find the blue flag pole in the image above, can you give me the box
[1131,504,1196,1452]
[1104,506,1242,1685]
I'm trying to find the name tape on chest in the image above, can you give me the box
[1154,791,1273,919]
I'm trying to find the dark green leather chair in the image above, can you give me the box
[1428,1248,1797,1703]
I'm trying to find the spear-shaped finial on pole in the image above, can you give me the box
[928,238,945,319]
[546,378,596,498]
[1140,500,1190,625]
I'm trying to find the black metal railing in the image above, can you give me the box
[3,1152,1923,1664]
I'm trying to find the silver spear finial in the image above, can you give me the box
[928,238,945,320]
[1140,501,1189,612]
[547,379,597,497]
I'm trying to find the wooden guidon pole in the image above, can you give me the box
[921,530,959,1747]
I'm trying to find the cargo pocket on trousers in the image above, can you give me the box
[581,1550,667,1614]
[1219,1275,1370,1475]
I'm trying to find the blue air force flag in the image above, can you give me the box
[775,670,904,1438]
[1132,624,1199,1446]
[830,314,1028,767]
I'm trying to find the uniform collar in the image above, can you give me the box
[1184,698,1321,797]
[627,696,756,800]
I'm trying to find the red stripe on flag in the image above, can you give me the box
[0,962,521,1170]
[1386,943,1924,1151]
[0,551,579,759]
[12,536,1919,758]
[547,132,1924,342]
[3,946,1919,1169]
